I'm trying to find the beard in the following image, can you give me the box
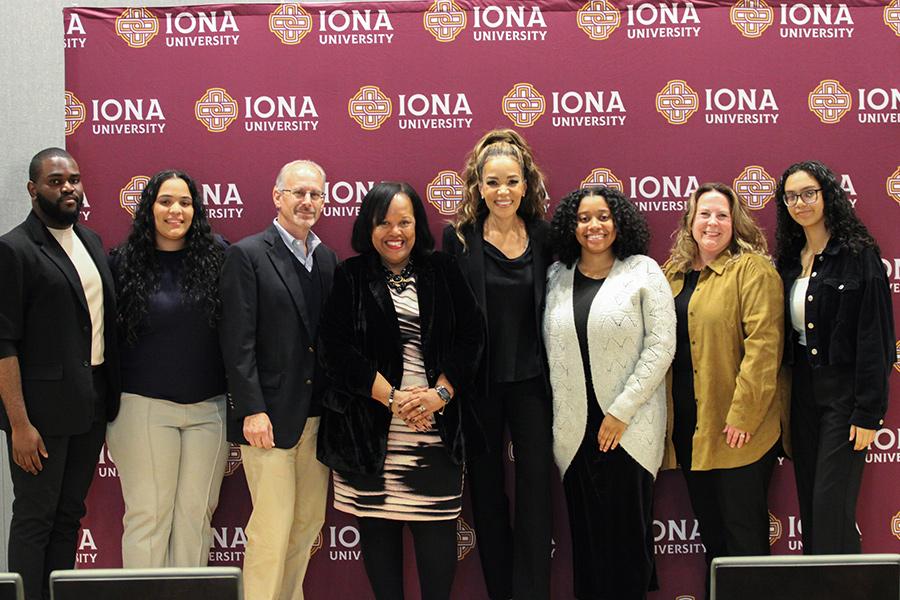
[35,190,82,226]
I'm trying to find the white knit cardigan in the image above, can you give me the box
[543,254,676,478]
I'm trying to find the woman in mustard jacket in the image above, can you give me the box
[663,182,785,598]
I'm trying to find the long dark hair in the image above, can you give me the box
[112,169,224,346]
[452,129,548,248]
[774,160,879,270]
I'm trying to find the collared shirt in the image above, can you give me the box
[663,251,786,471]
[273,218,321,272]
[779,240,895,429]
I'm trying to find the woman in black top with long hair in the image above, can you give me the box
[775,160,894,554]
[442,129,553,600]
[107,169,227,567]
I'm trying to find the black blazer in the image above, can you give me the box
[441,217,553,401]
[316,251,485,475]
[219,224,337,449]
[0,211,121,435]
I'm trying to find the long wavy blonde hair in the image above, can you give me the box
[667,182,769,272]
[451,129,547,249]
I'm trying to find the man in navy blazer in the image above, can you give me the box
[0,148,120,600]
[219,160,336,600]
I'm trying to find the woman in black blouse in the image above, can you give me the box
[442,129,553,600]
[775,160,894,553]
[107,170,227,567]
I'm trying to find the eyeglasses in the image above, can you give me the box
[279,188,325,202]
[783,189,821,207]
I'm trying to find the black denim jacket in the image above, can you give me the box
[779,240,895,429]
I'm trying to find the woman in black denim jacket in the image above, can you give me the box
[775,160,895,554]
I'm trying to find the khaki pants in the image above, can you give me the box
[241,417,329,600]
[106,393,228,567]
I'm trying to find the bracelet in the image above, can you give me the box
[388,386,396,412]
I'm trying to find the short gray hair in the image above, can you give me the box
[274,160,326,189]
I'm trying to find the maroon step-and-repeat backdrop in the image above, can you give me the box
[62,1,900,598]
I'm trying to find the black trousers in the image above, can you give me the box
[7,367,107,600]
[357,517,457,600]
[467,376,553,600]
[791,343,867,554]
[677,440,778,600]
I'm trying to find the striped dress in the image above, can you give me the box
[333,278,463,521]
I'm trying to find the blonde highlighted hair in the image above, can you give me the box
[452,129,547,248]
[667,182,769,272]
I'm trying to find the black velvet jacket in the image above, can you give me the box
[779,240,895,429]
[317,251,485,475]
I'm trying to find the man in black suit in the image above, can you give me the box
[219,160,336,600]
[0,148,120,600]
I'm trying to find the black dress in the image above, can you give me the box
[562,269,657,600]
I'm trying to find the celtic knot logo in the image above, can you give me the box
[195,87,239,133]
[223,443,242,476]
[310,529,324,557]
[502,83,545,128]
[888,167,900,206]
[768,511,783,546]
[885,0,900,36]
[115,7,159,48]
[577,0,621,41]
[656,80,699,125]
[808,79,852,124]
[426,170,464,216]
[456,517,476,560]
[891,511,900,539]
[269,3,312,45]
[64,91,86,137]
[348,85,392,130]
[424,0,466,42]
[734,165,776,210]
[730,0,774,38]
[581,167,624,192]
[120,175,150,216]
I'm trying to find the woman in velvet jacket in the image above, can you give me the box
[318,181,484,600]
[441,129,553,600]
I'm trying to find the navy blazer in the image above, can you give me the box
[441,217,553,401]
[0,211,121,435]
[317,251,485,475]
[219,224,337,449]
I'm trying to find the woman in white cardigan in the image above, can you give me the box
[544,187,676,600]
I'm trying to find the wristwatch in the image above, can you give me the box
[435,385,452,405]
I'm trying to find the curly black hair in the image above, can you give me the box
[550,186,650,267]
[111,170,224,346]
[774,160,879,270]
